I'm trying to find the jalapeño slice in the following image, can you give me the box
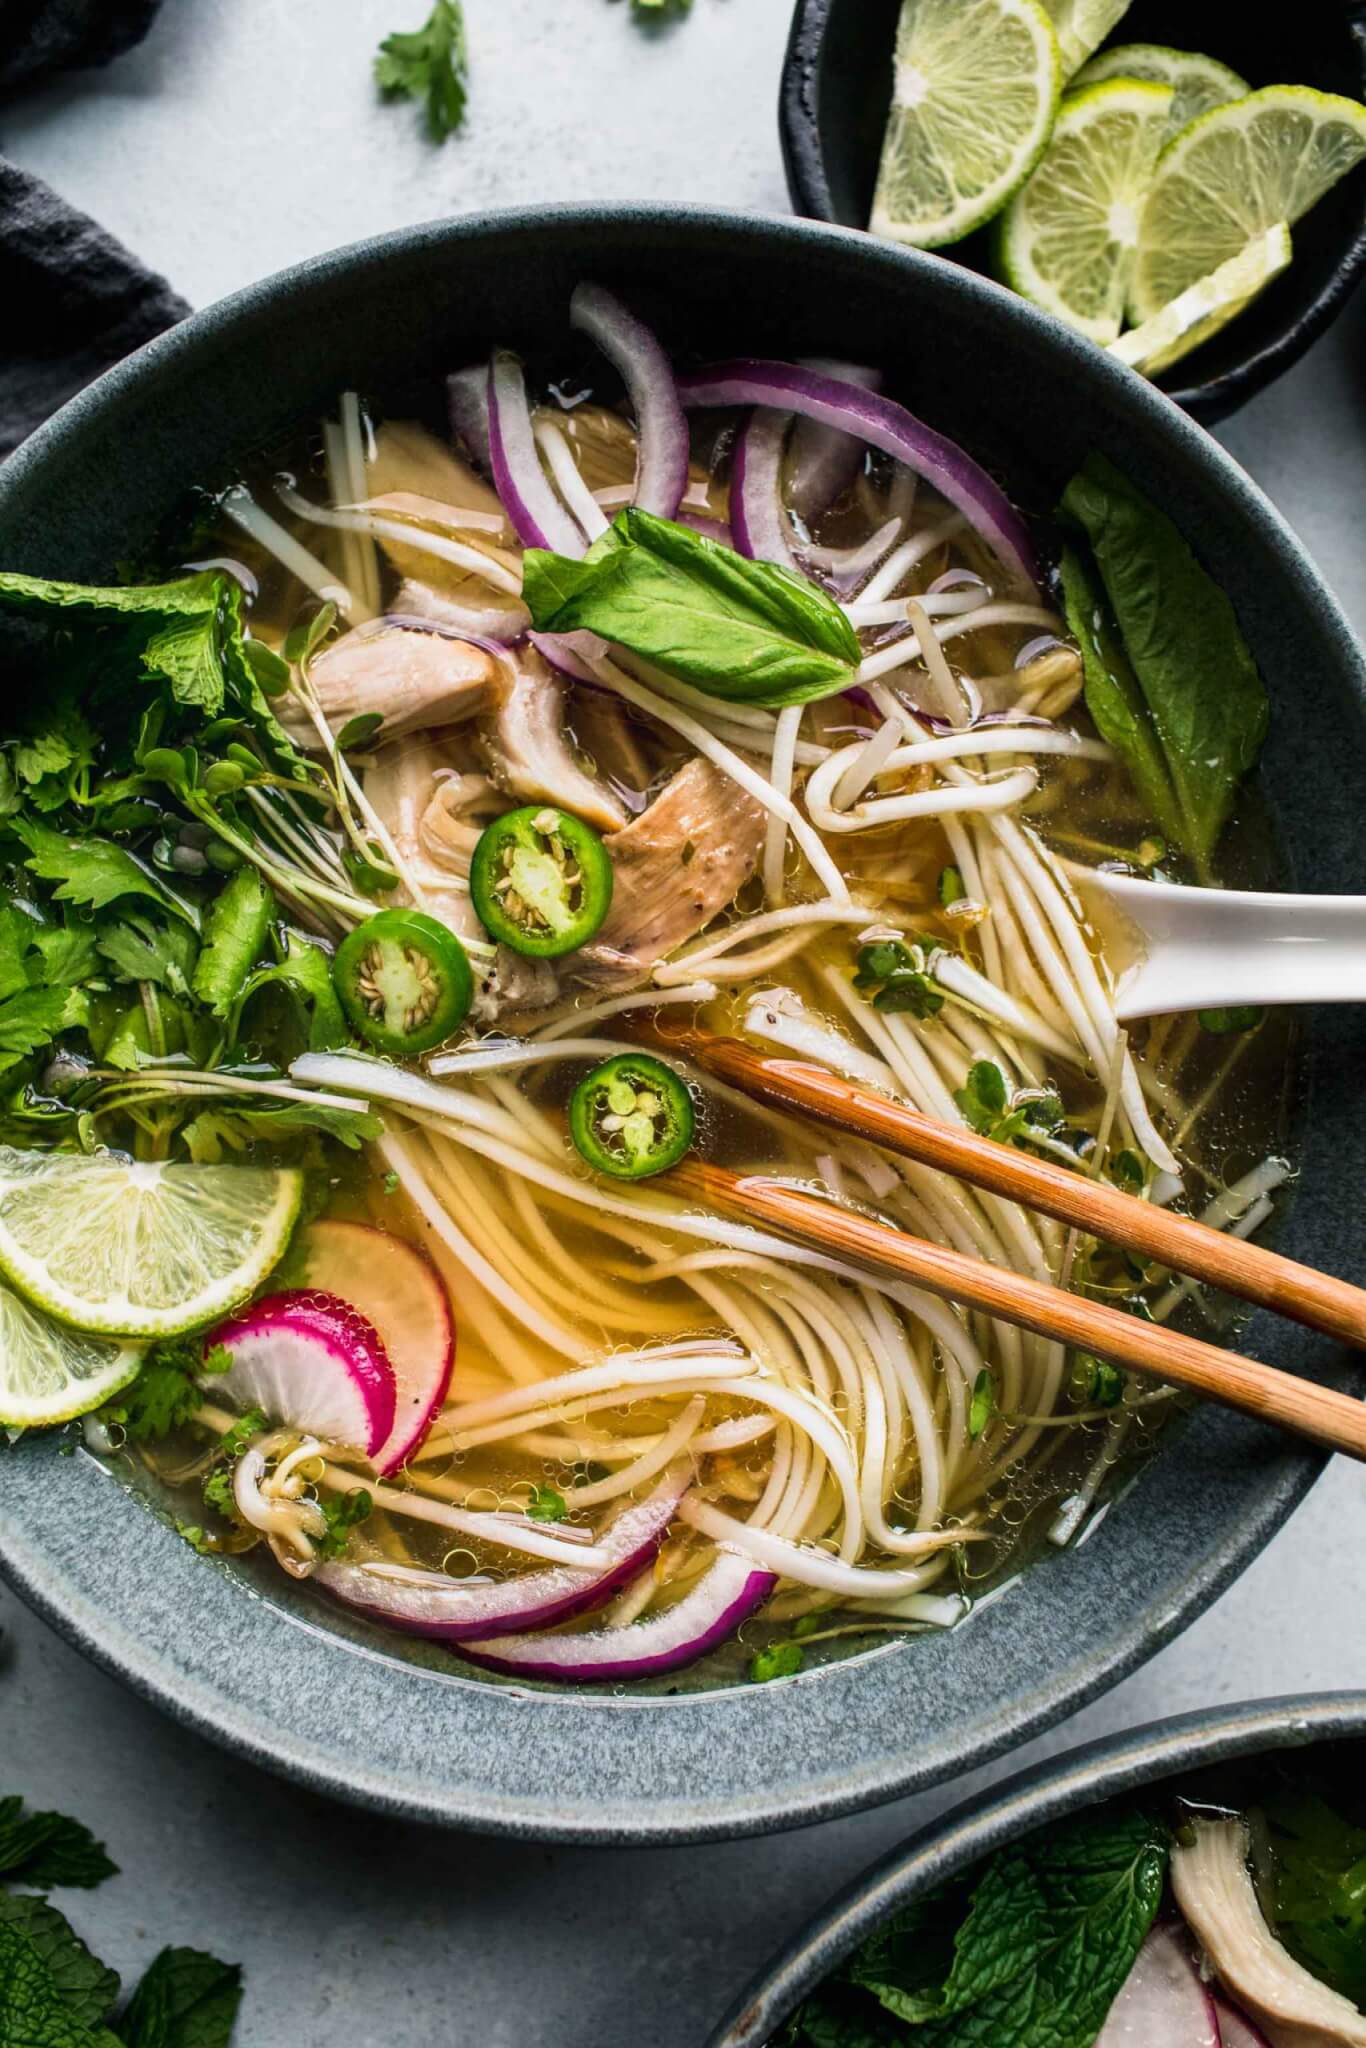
[334,909,472,1055]
[470,805,614,959]
[569,1053,694,1181]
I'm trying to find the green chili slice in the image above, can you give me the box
[334,908,472,1055]
[470,805,614,959]
[569,1052,694,1180]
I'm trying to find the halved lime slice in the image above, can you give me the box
[0,1279,142,1429]
[1131,86,1366,322]
[1110,222,1293,377]
[869,0,1062,249]
[1075,43,1247,134]
[0,1149,301,1339]
[999,79,1174,342]
[1040,0,1130,77]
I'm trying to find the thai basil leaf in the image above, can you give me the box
[1059,456,1268,873]
[522,507,862,706]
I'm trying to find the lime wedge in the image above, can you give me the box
[999,80,1174,342]
[1131,86,1366,323]
[870,0,1062,249]
[0,1148,301,1339]
[0,1279,142,1429]
[1074,44,1247,135]
[1039,0,1130,77]
[1110,222,1293,377]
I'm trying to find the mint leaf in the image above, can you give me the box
[12,820,198,930]
[0,1894,119,2029]
[375,0,469,142]
[1059,457,1268,872]
[523,507,861,707]
[0,570,237,717]
[116,1948,242,2048]
[0,1918,121,2048]
[0,1796,116,1890]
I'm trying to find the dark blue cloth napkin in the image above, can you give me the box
[0,0,187,458]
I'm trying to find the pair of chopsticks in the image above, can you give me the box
[634,1016,1366,1462]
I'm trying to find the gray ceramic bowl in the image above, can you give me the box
[1,206,1364,1843]
[707,1692,1366,2044]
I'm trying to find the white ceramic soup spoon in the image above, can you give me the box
[1069,866,1366,1022]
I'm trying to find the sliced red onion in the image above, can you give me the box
[929,567,989,596]
[677,361,1042,596]
[732,409,800,571]
[456,1551,776,1684]
[1212,1996,1272,2048]
[570,283,690,521]
[447,364,493,473]
[487,350,587,556]
[1015,632,1067,668]
[787,358,883,524]
[679,510,733,546]
[317,1463,691,1643]
[530,628,608,685]
[1095,1924,1220,2047]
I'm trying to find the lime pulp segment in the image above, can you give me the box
[870,0,1062,249]
[999,79,1175,343]
[0,1277,142,1429]
[0,1149,302,1339]
[1040,0,1131,77]
[1130,85,1366,322]
[1073,42,1249,135]
[1110,222,1293,377]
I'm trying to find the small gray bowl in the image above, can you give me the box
[707,1691,1366,2044]
[779,0,1366,424]
[0,205,1364,1843]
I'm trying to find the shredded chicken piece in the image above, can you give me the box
[1171,1816,1366,2048]
[576,757,766,990]
[284,623,499,748]
[479,647,627,833]
[364,733,485,943]
[570,688,654,811]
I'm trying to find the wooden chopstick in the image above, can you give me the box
[640,1017,1366,1355]
[668,1158,1366,1462]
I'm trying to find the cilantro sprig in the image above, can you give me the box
[375,0,469,142]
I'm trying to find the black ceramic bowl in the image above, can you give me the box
[708,1692,1366,2043]
[0,206,1364,1842]
[780,0,1366,423]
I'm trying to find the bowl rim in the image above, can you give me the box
[0,199,1362,1844]
[707,1690,1366,2044]
[777,0,1366,426]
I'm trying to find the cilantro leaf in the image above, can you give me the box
[12,821,198,931]
[0,1895,119,2030]
[312,1488,373,1562]
[101,1343,215,1445]
[375,0,469,142]
[0,989,81,1075]
[749,1641,804,1683]
[116,1948,242,2048]
[0,908,37,1002]
[97,917,199,998]
[32,923,102,989]
[178,1100,379,1164]
[228,931,345,1051]
[525,1485,567,1523]
[0,1796,117,1890]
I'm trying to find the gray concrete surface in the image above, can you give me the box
[3,2,1365,2042]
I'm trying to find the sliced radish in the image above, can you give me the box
[1213,1996,1273,2048]
[1096,1923,1221,2047]
[456,1551,777,1684]
[210,1289,396,1458]
[316,1463,691,1642]
[295,1220,453,1477]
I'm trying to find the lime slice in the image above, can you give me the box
[0,1278,141,1429]
[1074,43,1248,135]
[1131,86,1366,323]
[0,1148,301,1339]
[1039,0,1130,77]
[1110,222,1293,376]
[869,0,1062,249]
[999,80,1175,343]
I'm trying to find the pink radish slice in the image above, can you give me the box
[1096,1923,1220,2046]
[296,1220,453,1477]
[456,1551,777,1683]
[1213,1997,1273,2047]
[210,1290,397,1458]
[316,1464,691,1642]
